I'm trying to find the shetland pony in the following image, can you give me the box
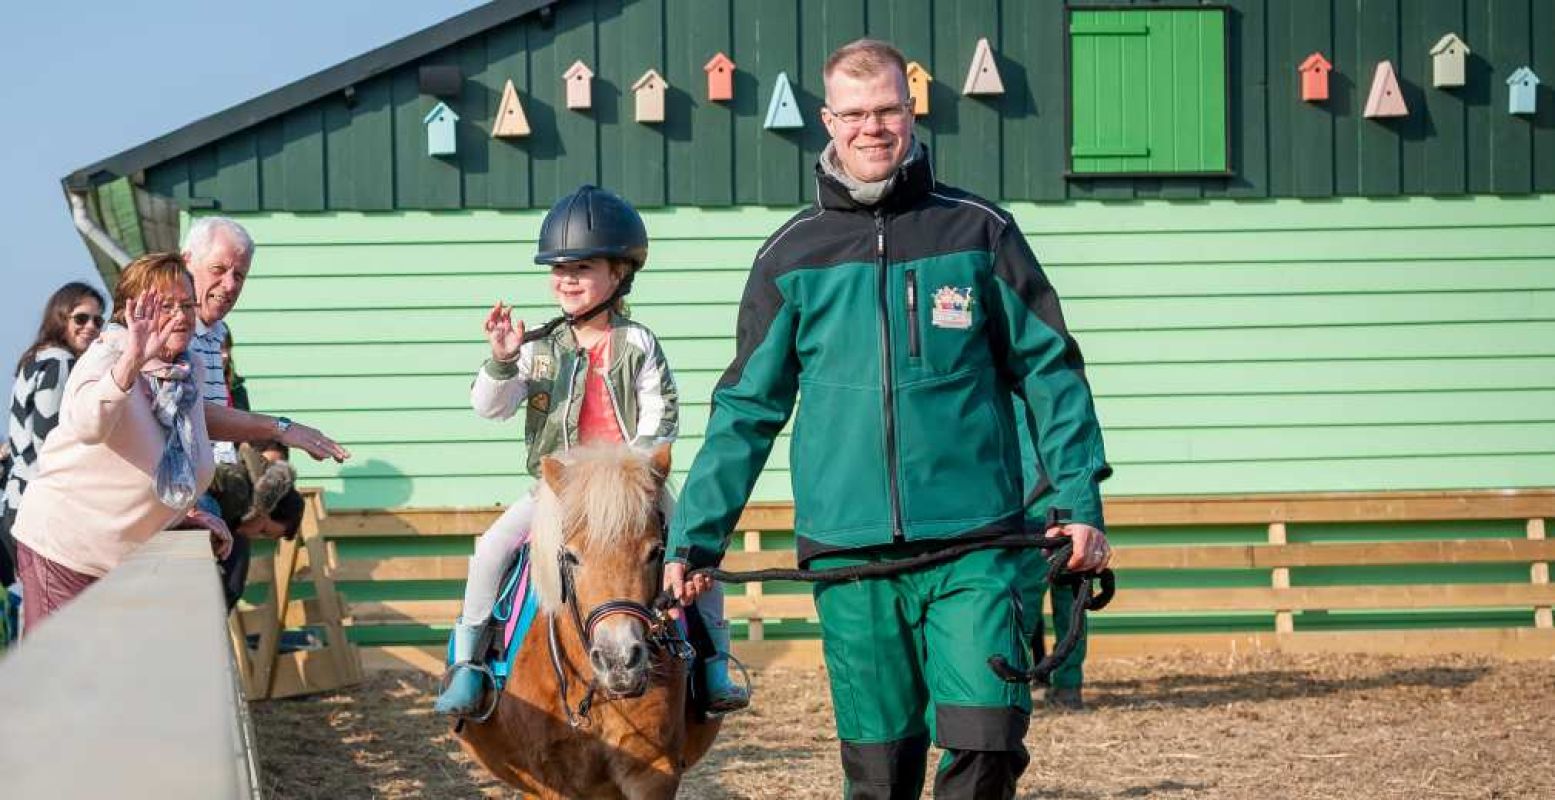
[458,444,721,799]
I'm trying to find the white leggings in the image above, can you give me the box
[458,494,727,633]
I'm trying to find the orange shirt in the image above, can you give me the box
[576,336,624,445]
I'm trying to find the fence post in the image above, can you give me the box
[1269,522,1295,634]
[743,530,764,642]
[1530,517,1552,629]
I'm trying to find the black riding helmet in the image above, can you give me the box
[533,185,648,270]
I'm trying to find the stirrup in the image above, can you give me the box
[703,652,753,717]
[438,661,501,723]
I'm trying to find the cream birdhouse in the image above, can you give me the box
[1429,33,1469,88]
[492,79,531,138]
[633,69,668,123]
[962,38,1004,96]
[1363,61,1408,118]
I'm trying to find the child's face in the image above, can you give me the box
[551,257,622,317]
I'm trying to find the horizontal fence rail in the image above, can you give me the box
[0,533,260,798]
[248,490,1555,672]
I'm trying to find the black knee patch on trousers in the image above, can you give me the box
[841,734,930,800]
[936,704,1030,751]
[934,748,1031,800]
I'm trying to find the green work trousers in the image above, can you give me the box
[811,545,1048,799]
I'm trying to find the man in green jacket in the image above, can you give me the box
[664,38,1113,799]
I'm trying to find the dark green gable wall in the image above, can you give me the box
[145,0,1555,210]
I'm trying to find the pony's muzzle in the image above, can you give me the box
[589,636,650,697]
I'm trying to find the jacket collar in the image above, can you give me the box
[814,142,935,213]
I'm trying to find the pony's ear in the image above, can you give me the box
[540,455,566,494]
[648,442,672,483]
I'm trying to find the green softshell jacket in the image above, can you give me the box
[470,313,679,478]
[668,151,1111,567]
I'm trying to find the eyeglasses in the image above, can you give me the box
[825,102,912,127]
[71,313,104,328]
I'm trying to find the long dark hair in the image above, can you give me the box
[15,281,106,374]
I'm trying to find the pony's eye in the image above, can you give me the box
[645,544,664,564]
[561,549,581,567]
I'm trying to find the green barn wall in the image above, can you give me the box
[144,0,1555,212]
[214,194,1555,511]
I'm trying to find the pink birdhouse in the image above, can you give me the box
[1363,60,1408,118]
[1299,52,1332,102]
[704,52,735,102]
[563,60,593,111]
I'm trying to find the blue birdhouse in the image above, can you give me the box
[423,101,460,156]
[764,72,804,130]
[1507,67,1540,115]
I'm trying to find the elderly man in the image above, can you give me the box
[664,39,1113,798]
[182,217,340,608]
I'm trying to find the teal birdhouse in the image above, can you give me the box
[764,72,804,130]
[1507,67,1540,115]
[423,101,459,156]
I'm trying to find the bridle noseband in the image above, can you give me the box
[549,518,694,729]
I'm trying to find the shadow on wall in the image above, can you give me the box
[332,458,413,510]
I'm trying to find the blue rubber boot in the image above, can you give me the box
[434,621,488,717]
[697,608,750,714]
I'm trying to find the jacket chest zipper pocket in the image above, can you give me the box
[906,269,921,358]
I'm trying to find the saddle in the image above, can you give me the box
[444,545,719,718]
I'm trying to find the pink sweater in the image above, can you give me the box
[11,335,216,578]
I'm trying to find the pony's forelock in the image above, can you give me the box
[528,445,663,612]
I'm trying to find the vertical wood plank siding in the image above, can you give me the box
[218,196,1555,509]
[141,0,1555,209]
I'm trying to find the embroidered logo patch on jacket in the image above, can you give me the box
[931,286,975,330]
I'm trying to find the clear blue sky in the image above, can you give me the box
[0,0,484,397]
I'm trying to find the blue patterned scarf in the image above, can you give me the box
[103,324,201,510]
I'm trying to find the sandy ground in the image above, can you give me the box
[252,652,1555,799]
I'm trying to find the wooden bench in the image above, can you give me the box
[256,490,1555,673]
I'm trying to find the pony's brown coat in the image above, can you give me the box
[458,444,719,799]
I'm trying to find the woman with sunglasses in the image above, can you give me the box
[2,281,106,626]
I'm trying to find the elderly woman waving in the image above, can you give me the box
[9,253,349,631]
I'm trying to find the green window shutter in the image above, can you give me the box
[1069,8,1228,176]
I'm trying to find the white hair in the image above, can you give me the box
[182,216,255,262]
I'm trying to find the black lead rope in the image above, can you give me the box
[682,509,1116,687]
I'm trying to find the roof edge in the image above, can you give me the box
[62,0,557,191]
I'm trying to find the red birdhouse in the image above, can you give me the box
[1299,52,1332,102]
[704,52,735,102]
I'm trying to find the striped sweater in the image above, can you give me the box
[4,347,75,517]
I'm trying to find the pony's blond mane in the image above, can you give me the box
[529,445,665,612]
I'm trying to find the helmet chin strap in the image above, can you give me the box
[520,276,633,345]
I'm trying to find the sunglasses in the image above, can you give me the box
[71,313,104,328]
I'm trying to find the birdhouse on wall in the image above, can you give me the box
[633,69,668,123]
[962,38,1005,96]
[1298,53,1332,102]
[764,71,803,130]
[1507,67,1541,115]
[704,52,734,102]
[564,60,593,110]
[906,61,933,115]
[1363,61,1408,118]
[492,79,531,138]
[423,102,459,156]
[1429,33,1469,88]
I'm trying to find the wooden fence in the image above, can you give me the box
[0,533,261,798]
[255,490,1555,673]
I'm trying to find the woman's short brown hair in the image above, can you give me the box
[110,252,194,325]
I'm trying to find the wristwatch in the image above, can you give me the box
[273,416,294,437]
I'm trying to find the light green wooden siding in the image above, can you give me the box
[1070,8,1228,175]
[214,195,1555,510]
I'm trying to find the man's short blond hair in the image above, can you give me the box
[823,38,908,86]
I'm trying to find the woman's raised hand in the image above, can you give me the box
[485,301,525,362]
[122,289,178,367]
